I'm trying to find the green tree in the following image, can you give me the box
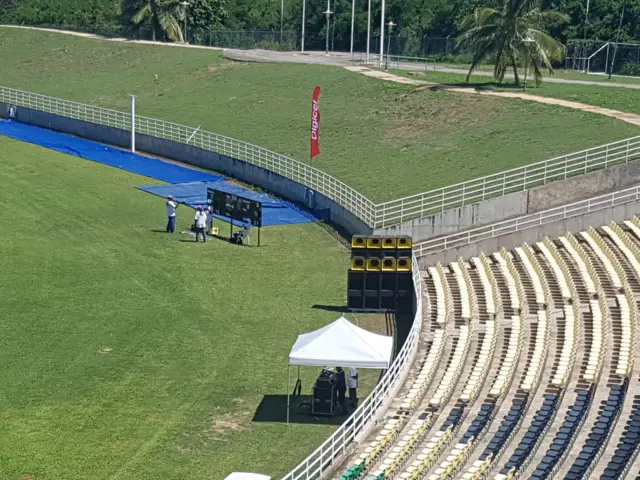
[457,0,569,85]
[131,0,187,41]
[186,0,227,44]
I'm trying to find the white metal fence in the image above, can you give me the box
[2,85,640,231]
[0,86,377,226]
[281,257,423,480]
[412,184,640,258]
[376,137,640,227]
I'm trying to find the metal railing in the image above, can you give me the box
[281,257,423,480]
[0,86,377,227]
[2,86,640,232]
[412,184,640,258]
[376,137,640,228]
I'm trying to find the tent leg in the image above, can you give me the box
[287,365,291,424]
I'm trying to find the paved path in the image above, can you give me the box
[224,49,640,90]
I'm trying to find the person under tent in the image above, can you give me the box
[348,367,359,408]
[335,367,347,415]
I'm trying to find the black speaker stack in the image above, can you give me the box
[347,235,414,313]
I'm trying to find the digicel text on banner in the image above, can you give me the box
[310,86,321,160]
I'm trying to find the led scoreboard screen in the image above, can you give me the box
[207,188,263,228]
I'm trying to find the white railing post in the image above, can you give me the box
[128,94,136,153]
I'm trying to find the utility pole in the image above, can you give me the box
[608,3,625,79]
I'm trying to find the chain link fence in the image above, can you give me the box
[565,39,640,76]
[187,29,298,50]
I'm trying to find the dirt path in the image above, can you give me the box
[345,66,640,127]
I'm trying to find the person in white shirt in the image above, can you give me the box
[347,367,358,407]
[166,195,178,233]
[194,205,208,242]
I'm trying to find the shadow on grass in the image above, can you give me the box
[312,304,349,313]
[253,394,349,425]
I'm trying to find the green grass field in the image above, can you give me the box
[0,136,394,479]
[394,68,640,116]
[439,63,640,86]
[1,28,638,202]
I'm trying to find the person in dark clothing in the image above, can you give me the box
[335,367,347,415]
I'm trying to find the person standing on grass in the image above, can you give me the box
[347,367,358,408]
[166,195,178,233]
[194,206,208,242]
[335,367,347,415]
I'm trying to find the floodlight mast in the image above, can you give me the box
[128,94,136,153]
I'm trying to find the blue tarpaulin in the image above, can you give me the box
[0,120,318,226]
[0,120,223,183]
[137,182,317,226]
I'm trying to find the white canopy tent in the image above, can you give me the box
[224,473,271,480]
[287,317,394,422]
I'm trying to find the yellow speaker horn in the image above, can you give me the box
[382,237,397,249]
[351,257,366,271]
[367,236,382,249]
[397,256,412,272]
[382,257,397,271]
[352,235,366,249]
[366,258,382,271]
[397,235,412,249]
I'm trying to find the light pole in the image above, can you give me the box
[385,20,395,70]
[324,3,333,55]
[180,1,189,43]
[522,38,534,91]
[350,0,355,54]
[609,3,626,79]
[281,0,284,45]
[366,0,371,63]
[301,0,306,51]
[379,0,386,66]
[583,0,590,71]
[128,94,136,153]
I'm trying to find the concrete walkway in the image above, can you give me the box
[223,49,640,90]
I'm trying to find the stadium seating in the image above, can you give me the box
[334,217,640,480]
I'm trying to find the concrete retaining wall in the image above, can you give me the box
[527,161,640,212]
[417,199,640,267]
[375,190,528,239]
[1,104,373,236]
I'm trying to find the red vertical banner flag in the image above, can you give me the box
[310,86,321,160]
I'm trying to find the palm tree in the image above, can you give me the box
[456,0,569,86]
[132,0,186,42]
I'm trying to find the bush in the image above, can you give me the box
[620,62,640,77]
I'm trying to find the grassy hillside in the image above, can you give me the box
[1,28,638,201]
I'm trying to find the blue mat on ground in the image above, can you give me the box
[0,120,223,183]
[137,182,317,226]
[0,120,317,226]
